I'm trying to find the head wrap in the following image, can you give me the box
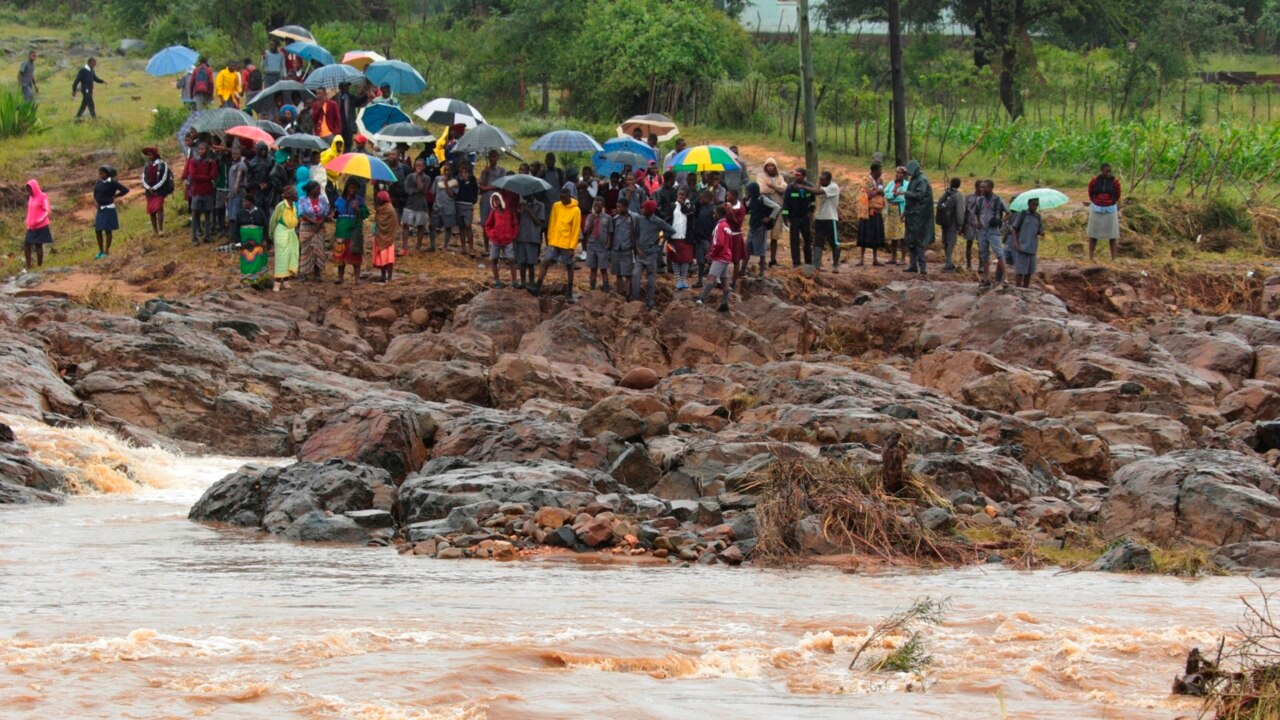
[376,190,391,204]
[641,200,658,213]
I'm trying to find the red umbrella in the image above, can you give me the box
[225,125,277,148]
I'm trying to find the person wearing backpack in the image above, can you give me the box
[188,58,214,110]
[141,147,172,236]
[936,176,966,272]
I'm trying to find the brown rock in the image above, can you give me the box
[489,353,617,410]
[534,506,575,529]
[620,367,660,390]
[410,308,430,328]
[1220,386,1280,423]
[579,396,647,439]
[574,515,615,547]
[676,402,730,431]
[368,307,398,325]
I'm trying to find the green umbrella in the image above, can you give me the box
[1010,188,1070,211]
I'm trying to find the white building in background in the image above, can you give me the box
[737,0,968,35]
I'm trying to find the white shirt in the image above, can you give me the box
[672,203,688,238]
[816,182,840,221]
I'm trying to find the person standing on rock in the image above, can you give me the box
[184,142,218,247]
[1010,197,1044,289]
[484,192,519,288]
[634,199,678,309]
[297,181,331,282]
[18,50,37,103]
[745,181,781,278]
[813,171,841,273]
[756,158,788,267]
[883,166,908,265]
[23,179,51,272]
[71,57,104,121]
[141,147,171,236]
[1086,162,1121,262]
[402,156,431,254]
[902,161,934,275]
[609,202,638,299]
[92,165,128,260]
[270,185,299,292]
[783,168,817,268]
[371,190,399,283]
[937,176,966,273]
[514,193,545,290]
[974,179,1008,287]
[696,204,733,312]
[582,195,613,292]
[533,188,582,303]
[856,162,886,266]
[963,178,981,271]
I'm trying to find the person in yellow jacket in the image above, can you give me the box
[533,187,581,303]
[215,61,242,108]
[320,136,345,187]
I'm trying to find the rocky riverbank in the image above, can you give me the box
[3,266,1280,573]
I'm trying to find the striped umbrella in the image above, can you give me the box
[451,124,517,154]
[365,60,426,94]
[192,107,253,133]
[325,152,398,182]
[304,64,364,91]
[530,130,602,153]
[285,41,333,66]
[342,50,385,71]
[413,97,485,128]
[665,144,739,173]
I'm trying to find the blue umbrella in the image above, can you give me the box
[146,45,198,77]
[531,130,603,153]
[285,41,334,67]
[304,64,364,91]
[592,137,657,176]
[355,103,413,136]
[364,60,427,94]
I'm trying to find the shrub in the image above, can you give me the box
[706,80,763,130]
[0,86,41,139]
[149,106,187,140]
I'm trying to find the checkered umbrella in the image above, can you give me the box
[530,130,603,153]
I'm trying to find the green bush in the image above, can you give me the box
[706,80,763,130]
[1200,196,1253,233]
[512,114,613,144]
[149,106,187,140]
[0,86,41,139]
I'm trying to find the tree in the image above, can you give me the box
[818,0,948,30]
[491,0,577,113]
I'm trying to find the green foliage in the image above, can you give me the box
[849,596,952,674]
[148,106,187,140]
[0,86,41,139]
[707,80,764,129]
[1201,196,1254,233]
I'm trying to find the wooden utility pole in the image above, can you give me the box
[797,0,820,179]
[887,0,909,166]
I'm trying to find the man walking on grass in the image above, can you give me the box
[72,57,104,120]
[18,50,37,103]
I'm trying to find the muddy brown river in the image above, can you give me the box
[0,417,1270,719]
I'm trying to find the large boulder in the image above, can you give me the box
[189,459,396,543]
[0,330,83,420]
[0,422,68,504]
[1155,330,1255,392]
[1099,450,1280,547]
[451,290,542,355]
[394,360,491,406]
[296,394,437,481]
[431,406,607,469]
[488,353,617,410]
[913,449,1056,504]
[399,459,620,526]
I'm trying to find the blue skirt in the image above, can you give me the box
[24,226,53,245]
[95,207,120,232]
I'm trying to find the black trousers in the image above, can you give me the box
[789,219,813,266]
[76,92,96,118]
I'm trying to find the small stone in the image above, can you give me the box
[413,540,437,556]
[1090,540,1155,573]
[368,307,398,324]
[436,546,464,559]
[410,308,430,327]
[720,544,745,564]
[542,526,578,548]
[653,548,669,559]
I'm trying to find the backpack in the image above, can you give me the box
[158,162,175,197]
[192,66,213,96]
[935,188,957,227]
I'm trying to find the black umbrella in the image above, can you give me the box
[452,124,517,155]
[492,174,553,197]
[255,119,287,137]
[277,133,329,152]
[413,97,485,127]
[247,79,315,114]
[370,122,435,145]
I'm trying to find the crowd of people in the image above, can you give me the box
[18,44,1127,303]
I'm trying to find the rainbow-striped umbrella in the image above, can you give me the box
[324,152,397,182]
[665,144,739,173]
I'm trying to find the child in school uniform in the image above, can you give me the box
[93,165,129,259]
[1010,197,1044,289]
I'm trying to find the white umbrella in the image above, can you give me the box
[413,97,485,128]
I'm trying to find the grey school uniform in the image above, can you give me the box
[1010,210,1042,275]
[621,185,648,215]
[515,199,545,266]
[610,212,638,277]
[633,213,677,306]
[583,212,613,270]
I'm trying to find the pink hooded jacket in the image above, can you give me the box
[26,180,50,230]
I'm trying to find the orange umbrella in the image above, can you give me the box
[225,124,276,148]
